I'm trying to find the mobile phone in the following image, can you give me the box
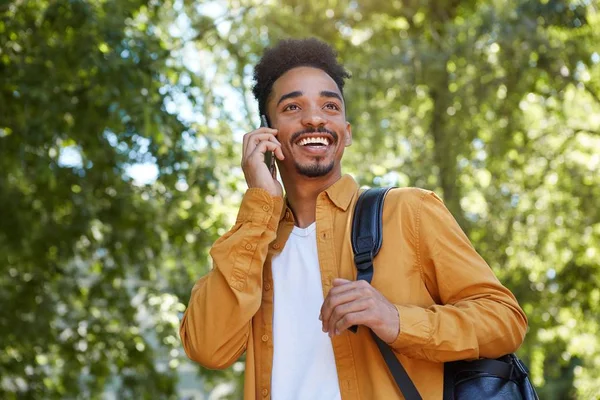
[260,114,276,176]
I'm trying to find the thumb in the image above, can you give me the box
[332,278,352,286]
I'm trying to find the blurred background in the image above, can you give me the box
[1,0,599,399]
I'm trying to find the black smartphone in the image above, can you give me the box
[260,114,276,176]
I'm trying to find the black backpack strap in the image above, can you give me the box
[351,187,393,284]
[350,187,423,400]
[445,357,514,381]
[370,331,422,400]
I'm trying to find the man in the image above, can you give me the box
[180,38,528,399]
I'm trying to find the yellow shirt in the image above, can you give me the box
[180,174,528,399]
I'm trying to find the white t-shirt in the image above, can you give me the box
[270,222,342,400]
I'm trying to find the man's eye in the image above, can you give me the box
[283,104,299,111]
[325,103,340,110]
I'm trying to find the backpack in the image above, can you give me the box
[351,187,539,400]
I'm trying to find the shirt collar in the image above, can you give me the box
[324,174,358,211]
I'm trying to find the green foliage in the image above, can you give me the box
[1,0,599,398]
[0,0,228,398]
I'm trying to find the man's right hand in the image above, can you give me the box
[241,126,284,197]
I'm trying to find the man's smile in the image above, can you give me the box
[297,136,330,146]
[290,128,338,156]
[292,133,336,156]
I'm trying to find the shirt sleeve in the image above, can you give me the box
[389,191,528,362]
[179,188,283,369]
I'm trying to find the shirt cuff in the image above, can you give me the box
[235,188,284,231]
[390,304,433,351]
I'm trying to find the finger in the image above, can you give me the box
[321,282,363,318]
[244,134,282,164]
[249,132,281,147]
[242,143,280,172]
[243,128,278,159]
[274,145,285,161]
[327,297,373,337]
[322,280,367,308]
[247,127,279,138]
[245,133,281,155]
[332,278,352,287]
[321,286,365,332]
[327,279,364,297]
[266,136,285,160]
[245,127,278,137]
[243,139,281,163]
[334,310,373,336]
[321,281,375,331]
[247,141,283,163]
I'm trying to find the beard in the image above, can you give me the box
[294,158,335,177]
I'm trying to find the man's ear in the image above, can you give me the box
[344,122,352,147]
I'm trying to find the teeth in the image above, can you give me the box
[298,137,330,146]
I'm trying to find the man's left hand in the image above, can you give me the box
[319,278,400,343]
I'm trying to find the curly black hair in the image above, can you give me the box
[252,38,351,119]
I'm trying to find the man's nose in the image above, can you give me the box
[301,109,326,127]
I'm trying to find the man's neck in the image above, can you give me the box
[283,173,341,228]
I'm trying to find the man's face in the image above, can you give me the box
[266,66,352,179]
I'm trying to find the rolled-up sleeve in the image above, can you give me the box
[390,191,528,362]
[180,188,283,369]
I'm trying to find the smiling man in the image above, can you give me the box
[180,38,528,399]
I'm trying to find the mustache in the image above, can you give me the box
[291,127,338,143]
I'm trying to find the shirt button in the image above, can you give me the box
[261,335,269,342]
[264,283,271,291]
[272,243,280,249]
[245,243,253,250]
[262,388,269,396]
[285,211,291,219]
[262,205,270,212]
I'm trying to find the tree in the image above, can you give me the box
[0,1,229,398]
